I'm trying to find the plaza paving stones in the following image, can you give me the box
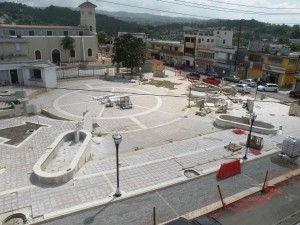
[1,77,300,223]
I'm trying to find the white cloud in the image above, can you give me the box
[1,0,300,24]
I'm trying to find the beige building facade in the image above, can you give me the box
[0,1,98,65]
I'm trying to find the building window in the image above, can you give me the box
[269,56,282,64]
[223,40,226,44]
[207,39,210,43]
[88,48,92,56]
[169,46,172,51]
[79,31,83,36]
[90,26,92,31]
[289,58,297,65]
[47,31,52,36]
[32,69,42,80]
[64,31,68,36]
[211,39,214,43]
[29,30,35,36]
[9,30,16,36]
[70,49,75,58]
[225,32,227,34]
[35,50,41,60]
[217,31,219,34]
[175,47,178,51]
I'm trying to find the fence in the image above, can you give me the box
[56,65,116,79]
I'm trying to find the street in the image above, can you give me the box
[216,175,300,225]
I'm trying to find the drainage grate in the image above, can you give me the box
[184,169,200,178]
[26,129,35,134]
[3,213,27,225]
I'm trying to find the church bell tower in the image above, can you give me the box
[79,1,97,34]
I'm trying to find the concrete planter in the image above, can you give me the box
[215,114,278,135]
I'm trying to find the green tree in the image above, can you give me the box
[112,34,146,74]
[291,43,300,52]
[97,31,107,46]
[61,36,75,62]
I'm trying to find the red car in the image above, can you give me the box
[174,64,185,69]
[186,72,201,80]
[202,77,221,86]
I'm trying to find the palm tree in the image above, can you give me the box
[61,36,75,63]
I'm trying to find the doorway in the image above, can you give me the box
[10,70,18,84]
[52,49,61,66]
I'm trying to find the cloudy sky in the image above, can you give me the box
[1,0,300,25]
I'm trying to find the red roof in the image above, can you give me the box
[0,24,87,30]
[146,59,162,64]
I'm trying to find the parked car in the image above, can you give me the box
[206,72,218,77]
[232,83,251,93]
[239,79,257,87]
[289,89,300,98]
[253,78,266,85]
[165,216,222,225]
[202,77,221,86]
[186,72,201,80]
[174,64,185,69]
[257,83,278,92]
[163,61,174,67]
[224,75,240,83]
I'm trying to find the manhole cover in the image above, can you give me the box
[3,213,26,225]
[184,169,200,178]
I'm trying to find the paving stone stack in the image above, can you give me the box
[282,136,300,158]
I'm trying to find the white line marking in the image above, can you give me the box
[97,105,106,119]
[130,117,147,129]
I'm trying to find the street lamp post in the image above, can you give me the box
[243,112,257,160]
[188,86,191,108]
[112,133,122,197]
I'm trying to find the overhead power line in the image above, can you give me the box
[97,0,213,19]
[199,0,300,10]
[157,0,300,15]
[96,0,300,24]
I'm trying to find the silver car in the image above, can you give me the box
[239,79,257,87]
[232,84,251,93]
[257,83,278,92]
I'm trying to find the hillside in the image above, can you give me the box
[0,2,300,46]
[96,10,203,26]
[0,2,144,35]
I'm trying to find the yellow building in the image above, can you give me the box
[147,40,184,64]
[262,54,299,87]
[246,52,263,79]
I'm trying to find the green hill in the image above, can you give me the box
[0,2,144,35]
[0,2,299,46]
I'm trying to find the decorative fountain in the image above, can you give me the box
[33,121,92,184]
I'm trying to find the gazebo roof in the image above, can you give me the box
[78,1,97,8]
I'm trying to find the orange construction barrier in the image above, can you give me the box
[216,159,241,179]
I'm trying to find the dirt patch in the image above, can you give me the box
[146,79,181,90]
[0,122,45,145]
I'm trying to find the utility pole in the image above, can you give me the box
[234,20,242,73]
